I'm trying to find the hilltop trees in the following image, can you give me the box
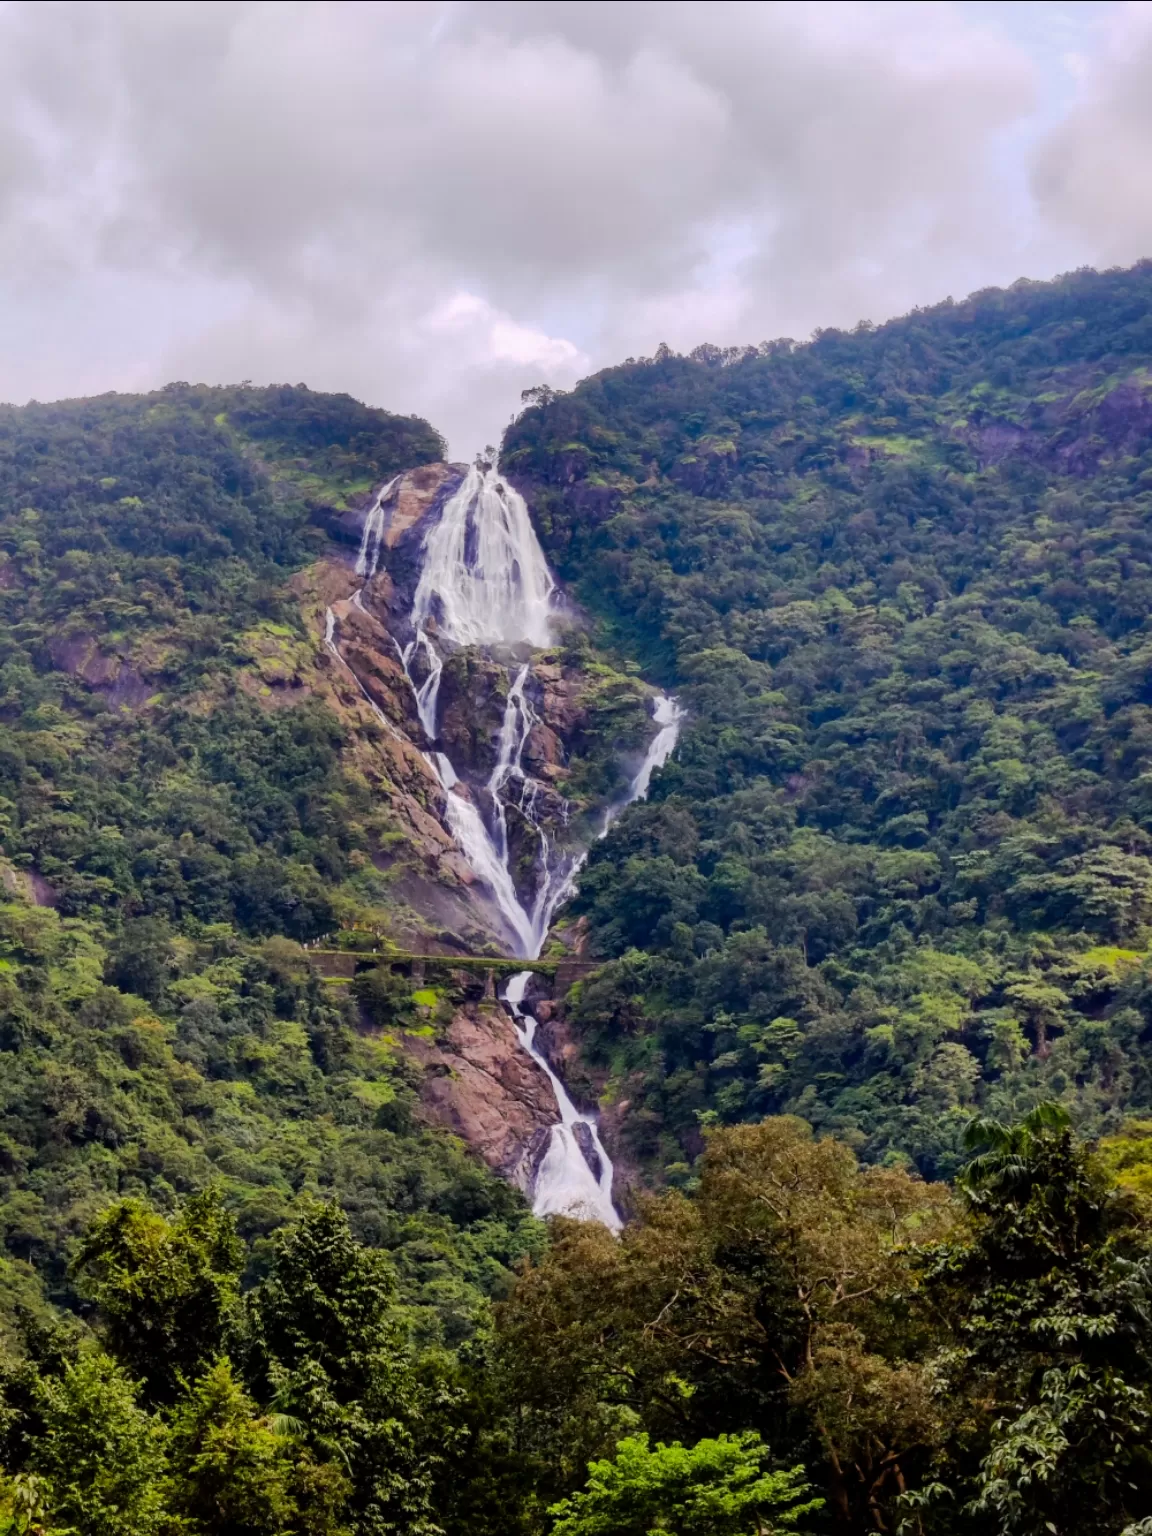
[505,260,1152,1178]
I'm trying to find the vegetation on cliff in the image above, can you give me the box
[0,382,554,1350]
[6,1107,1152,1534]
[505,260,1152,1180]
[0,382,444,935]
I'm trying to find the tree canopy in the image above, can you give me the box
[504,260,1152,1179]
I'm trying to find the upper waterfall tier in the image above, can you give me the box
[411,462,556,648]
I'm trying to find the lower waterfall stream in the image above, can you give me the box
[327,461,683,1227]
[504,971,621,1230]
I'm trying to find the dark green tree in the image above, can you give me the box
[245,1204,459,1536]
[72,1190,243,1405]
[925,1104,1152,1535]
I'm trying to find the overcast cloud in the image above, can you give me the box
[0,0,1144,453]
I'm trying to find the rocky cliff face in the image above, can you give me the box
[404,1001,559,1188]
[306,463,653,921]
[287,463,658,1186]
[287,557,513,952]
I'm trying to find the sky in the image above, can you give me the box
[2,0,1152,455]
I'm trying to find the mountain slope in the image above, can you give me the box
[0,382,445,932]
[0,380,661,1333]
[0,384,552,1339]
[505,260,1152,1179]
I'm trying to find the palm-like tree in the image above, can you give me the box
[957,1100,1072,1210]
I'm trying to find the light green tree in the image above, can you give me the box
[28,1353,168,1536]
[549,1432,822,1536]
[166,1357,346,1536]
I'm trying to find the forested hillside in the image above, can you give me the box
[0,382,446,929]
[0,383,544,1344]
[11,272,1152,1536]
[507,260,1152,1181]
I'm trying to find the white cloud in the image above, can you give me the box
[0,1,1139,453]
[424,293,586,372]
[1031,2,1152,264]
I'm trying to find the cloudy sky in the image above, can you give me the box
[1,0,1150,454]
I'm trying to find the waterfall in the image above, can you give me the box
[628,694,685,800]
[401,630,444,739]
[438,788,536,956]
[332,460,685,1230]
[412,462,555,647]
[487,663,533,863]
[355,475,401,578]
[498,690,686,1230]
[504,971,621,1231]
[601,693,685,835]
[394,462,568,959]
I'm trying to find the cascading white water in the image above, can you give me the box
[334,461,685,1229]
[355,475,401,579]
[401,630,444,739]
[488,663,533,862]
[333,466,573,958]
[600,693,685,836]
[412,462,555,647]
[439,790,537,955]
[393,463,569,958]
[499,691,685,1229]
[504,971,621,1230]
[628,694,685,800]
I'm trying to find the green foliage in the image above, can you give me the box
[0,383,438,937]
[492,1108,1152,1533]
[0,380,540,1344]
[923,1102,1152,1534]
[504,261,1152,1177]
[167,1357,345,1536]
[549,1432,821,1536]
[0,1472,56,1536]
[245,1205,453,1536]
[72,1191,243,1404]
[2,1105,1152,1536]
[12,274,1152,1536]
[226,383,445,503]
[495,1117,950,1531]
[26,1352,168,1536]
[353,966,416,1030]
[0,905,539,1344]
[0,1204,467,1536]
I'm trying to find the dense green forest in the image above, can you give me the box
[11,268,1152,1535]
[0,383,548,1521]
[506,260,1152,1181]
[0,383,550,1328]
[0,381,442,931]
[6,1108,1152,1536]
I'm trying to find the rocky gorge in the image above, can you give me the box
[294,458,680,1221]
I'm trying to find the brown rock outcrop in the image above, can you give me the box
[435,651,509,773]
[325,462,464,560]
[383,463,460,549]
[284,558,515,950]
[533,663,587,738]
[406,1003,560,1184]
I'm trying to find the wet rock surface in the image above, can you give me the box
[405,1003,561,1185]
